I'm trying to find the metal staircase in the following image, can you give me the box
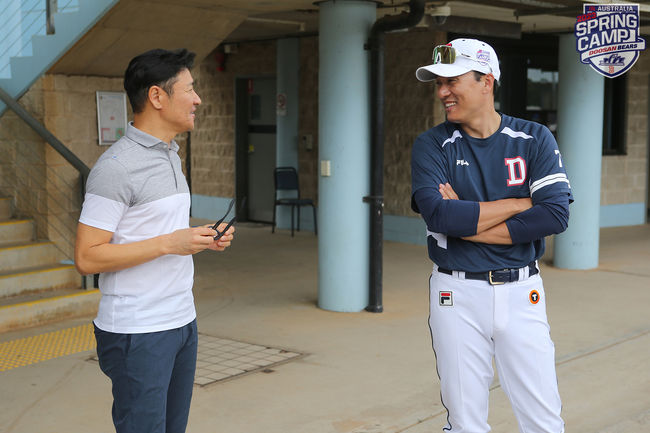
[0,0,118,115]
[0,0,116,330]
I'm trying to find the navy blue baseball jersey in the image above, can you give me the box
[411,114,573,272]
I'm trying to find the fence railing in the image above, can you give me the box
[0,85,89,262]
[0,0,80,79]
[1,138,83,262]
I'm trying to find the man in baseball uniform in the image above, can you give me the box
[411,39,572,432]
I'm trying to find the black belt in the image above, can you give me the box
[437,262,538,285]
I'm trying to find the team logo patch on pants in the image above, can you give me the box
[439,291,453,306]
[529,289,540,304]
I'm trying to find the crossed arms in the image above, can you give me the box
[437,182,530,244]
[413,183,569,246]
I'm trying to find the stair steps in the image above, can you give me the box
[0,1,118,329]
[0,264,80,298]
[0,196,98,332]
[0,219,34,244]
[0,241,64,273]
[0,288,100,332]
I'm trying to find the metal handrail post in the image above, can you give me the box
[46,0,58,35]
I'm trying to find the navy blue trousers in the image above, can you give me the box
[94,320,198,433]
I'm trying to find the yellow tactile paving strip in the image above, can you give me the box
[0,324,304,383]
[0,323,95,372]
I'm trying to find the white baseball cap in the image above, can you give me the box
[416,38,501,82]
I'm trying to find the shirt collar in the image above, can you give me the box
[126,122,179,152]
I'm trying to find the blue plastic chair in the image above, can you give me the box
[272,167,317,237]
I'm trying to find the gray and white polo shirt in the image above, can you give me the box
[80,123,195,334]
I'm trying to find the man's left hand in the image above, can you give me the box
[205,224,235,251]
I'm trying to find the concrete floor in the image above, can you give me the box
[0,222,648,433]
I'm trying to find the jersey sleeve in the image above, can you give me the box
[79,156,131,233]
[506,197,569,243]
[505,126,572,243]
[411,131,480,237]
[528,127,573,204]
[411,132,448,212]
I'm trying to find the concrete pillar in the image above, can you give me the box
[317,0,375,311]
[554,33,604,269]
[276,38,300,230]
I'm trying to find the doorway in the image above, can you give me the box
[235,77,277,223]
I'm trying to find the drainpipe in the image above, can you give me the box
[364,0,425,313]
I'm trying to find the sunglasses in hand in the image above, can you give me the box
[211,197,246,241]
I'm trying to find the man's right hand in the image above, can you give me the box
[439,182,459,200]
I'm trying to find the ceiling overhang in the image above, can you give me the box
[49,0,650,77]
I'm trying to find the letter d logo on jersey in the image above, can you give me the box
[439,291,453,306]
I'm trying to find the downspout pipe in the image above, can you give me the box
[365,0,425,313]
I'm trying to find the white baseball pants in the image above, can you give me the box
[428,265,564,433]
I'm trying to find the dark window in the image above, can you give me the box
[451,33,626,156]
[525,68,558,134]
[602,75,627,155]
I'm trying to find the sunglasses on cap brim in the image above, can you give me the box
[432,45,474,65]
[431,45,494,77]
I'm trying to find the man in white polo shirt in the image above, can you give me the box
[75,48,234,433]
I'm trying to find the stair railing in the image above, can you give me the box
[46,0,57,34]
[0,85,90,189]
[0,85,90,286]
[0,0,91,286]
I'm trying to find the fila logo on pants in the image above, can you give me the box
[439,291,453,306]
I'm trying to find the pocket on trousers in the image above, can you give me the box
[94,324,132,377]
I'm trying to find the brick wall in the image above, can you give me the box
[191,41,276,198]
[0,79,48,243]
[384,30,446,217]
[601,56,648,206]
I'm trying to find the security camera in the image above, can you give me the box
[428,5,451,26]
[433,14,448,25]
